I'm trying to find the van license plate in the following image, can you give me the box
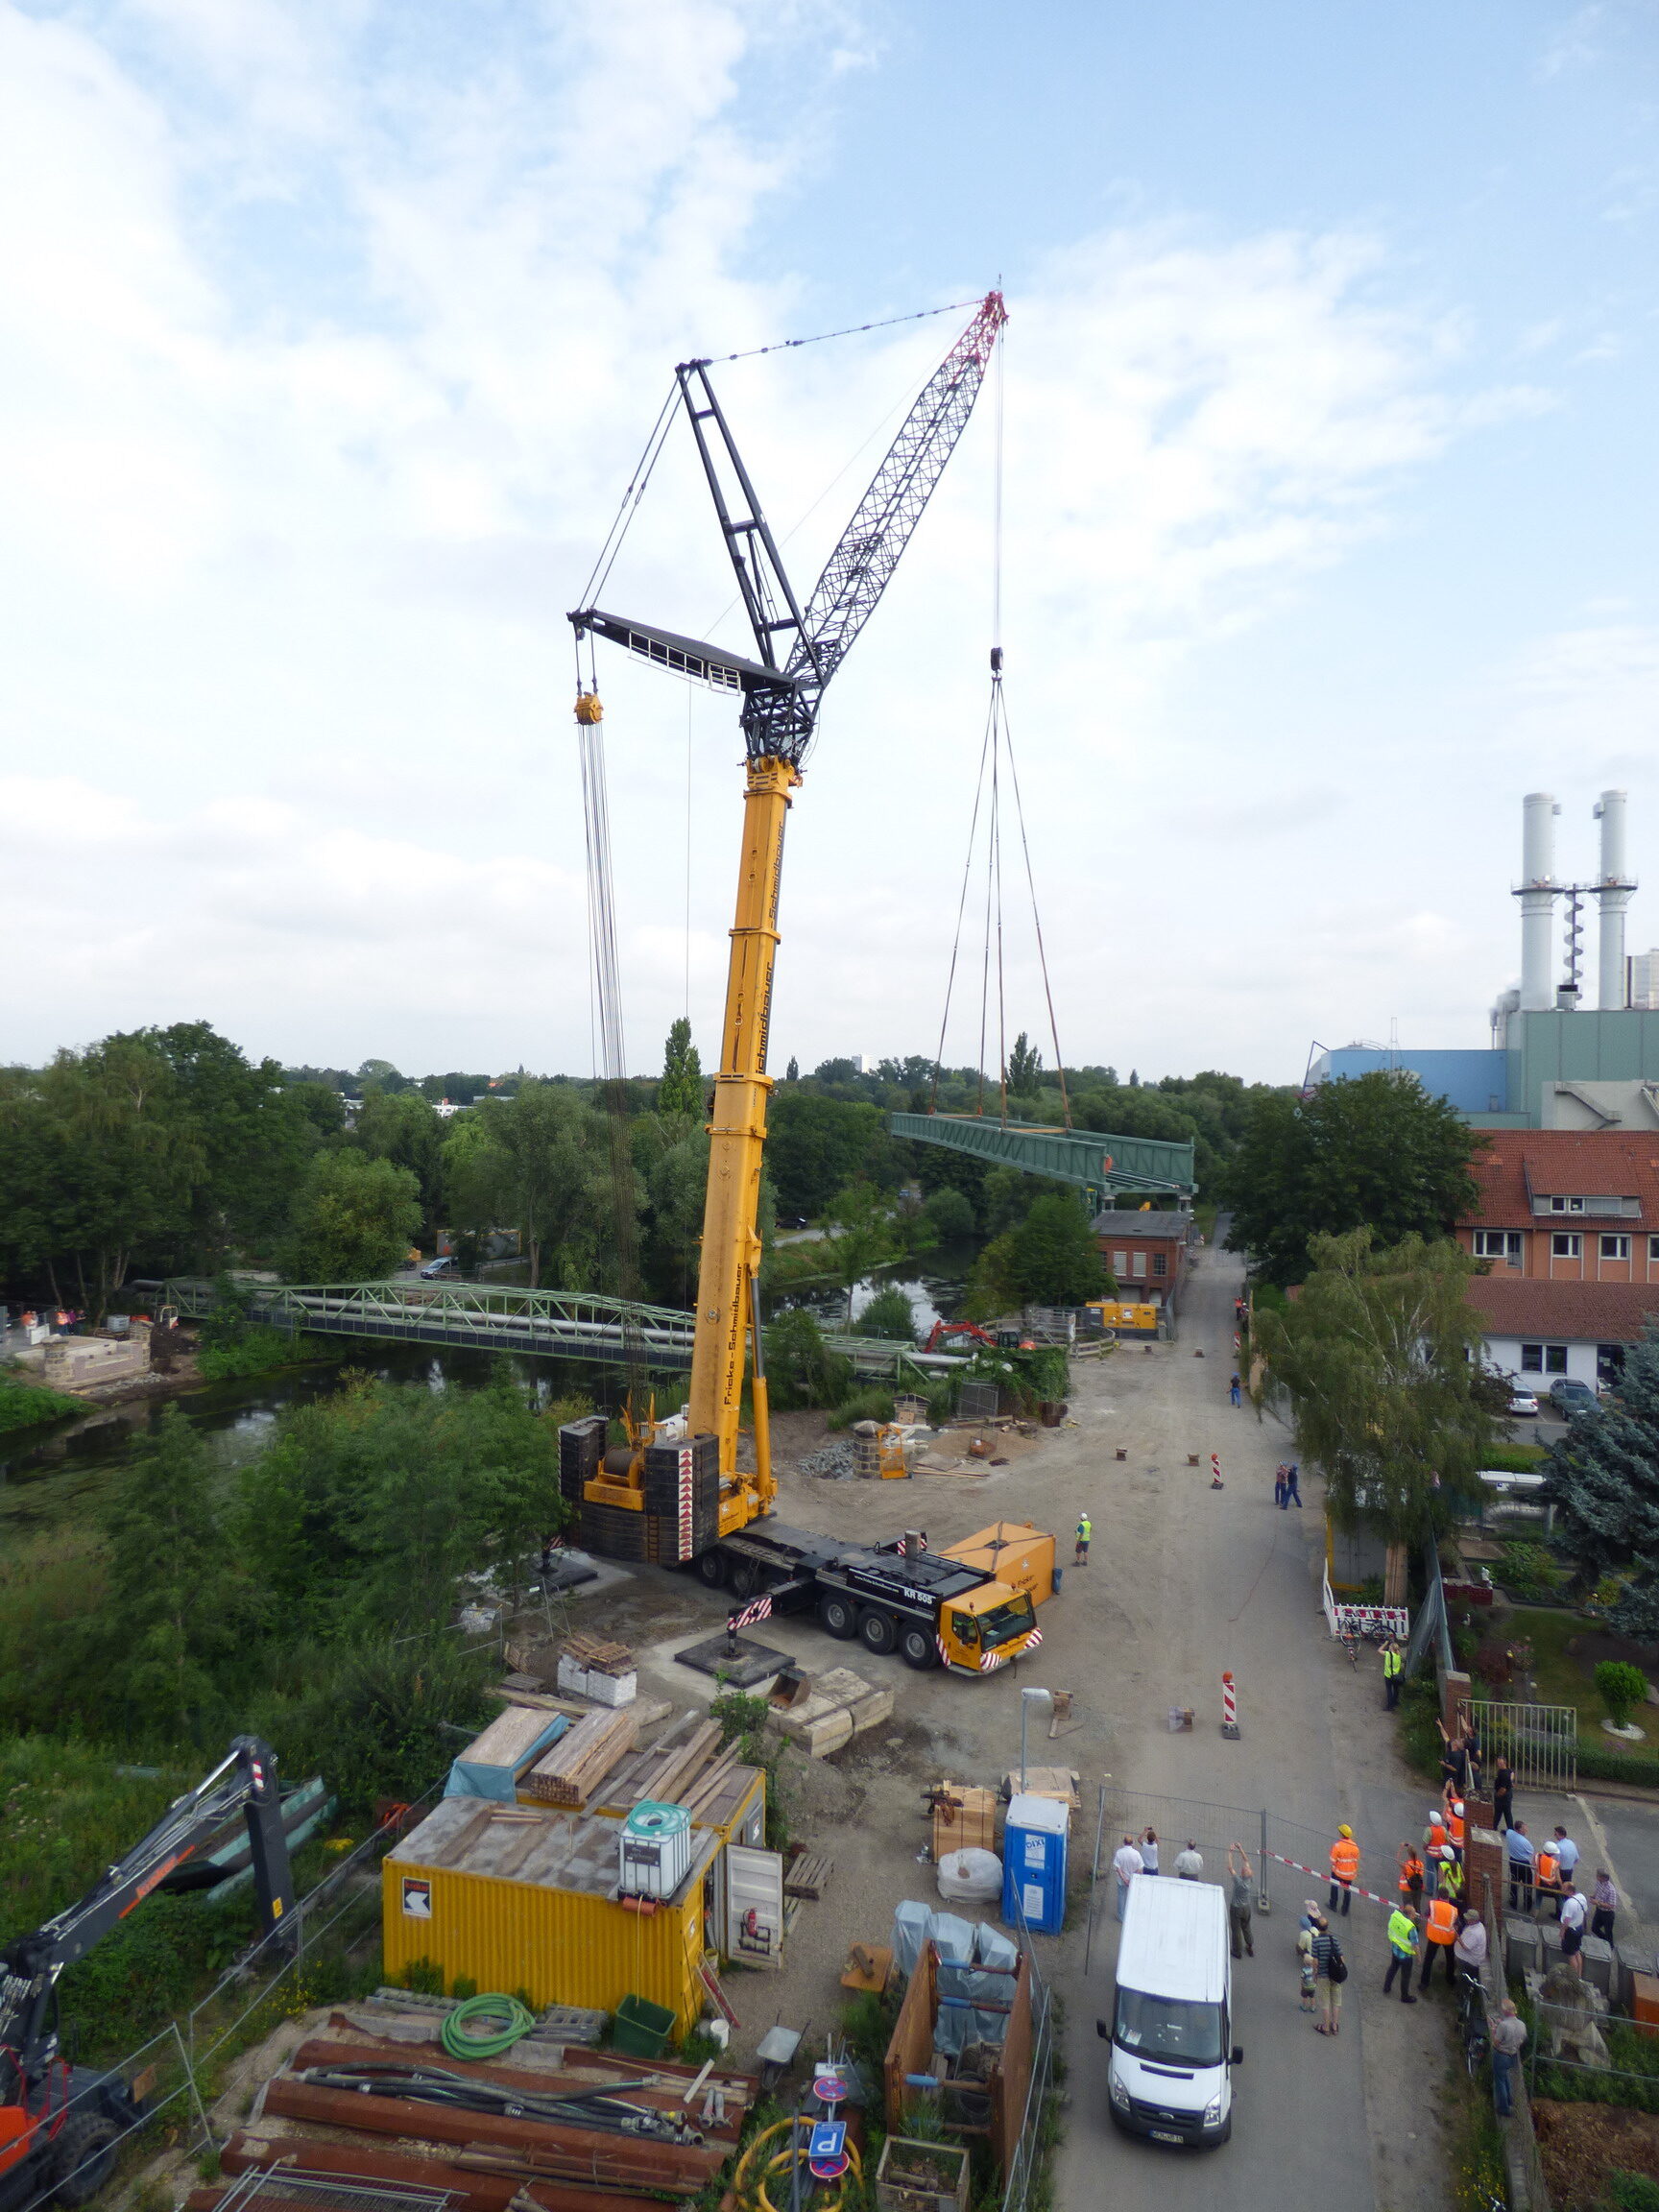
[1149,2129,1183,2144]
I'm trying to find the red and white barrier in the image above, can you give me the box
[1220,1671,1239,1740]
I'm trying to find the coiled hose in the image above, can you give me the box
[439,1992,537,2060]
[733,2118,862,2212]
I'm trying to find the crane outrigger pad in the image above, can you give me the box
[674,1632,792,1685]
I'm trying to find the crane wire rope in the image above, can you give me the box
[692,294,980,366]
[929,319,1073,1129]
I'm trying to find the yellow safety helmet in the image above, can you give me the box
[1338,1824,1353,1839]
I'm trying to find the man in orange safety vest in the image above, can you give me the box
[1328,1825,1360,1916]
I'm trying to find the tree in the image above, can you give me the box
[658,1020,705,1119]
[923,1187,975,1242]
[824,1182,902,1320]
[767,1094,886,1217]
[1252,1230,1492,1600]
[1596,1661,1647,1731]
[1226,1071,1483,1287]
[1007,1031,1043,1098]
[101,1407,249,1738]
[977,1194,1107,1309]
[1542,1324,1659,1636]
[859,1285,917,1341]
[351,1088,445,1244]
[455,1083,631,1289]
[284,1150,422,1280]
[784,1058,799,1082]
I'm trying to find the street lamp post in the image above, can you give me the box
[1019,1687,1053,1794]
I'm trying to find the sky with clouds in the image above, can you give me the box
[2,0,1655,1084]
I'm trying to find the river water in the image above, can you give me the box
[0,1250,976,1541]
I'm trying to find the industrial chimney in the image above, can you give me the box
[1517,792,1561,1012]
[1594,788,1637,1010]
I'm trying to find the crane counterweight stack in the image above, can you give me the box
[568,293,1017,1630]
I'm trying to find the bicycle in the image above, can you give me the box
[1456,1967,1489,2079]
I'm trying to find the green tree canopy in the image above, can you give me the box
[658,1019,705,1119]
[351,1087,445,1244]
[858,1284,917,1341]
[1253,1229,1492,1546]
[1542,1324,1659,1637]
[284,1150,422,1280]
[767,1093,888,1216]
[922,1186,975,1242]
[1225,1071,1482,1286]
[824,1182,902,1319]
[972,1193,1107,1310]
[1007,1031,1043,1097]
[448,1083,636,1289]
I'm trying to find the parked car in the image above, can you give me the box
[1506,1385,1540,1417]
[1548,1377,1597,1416]
[419,1255,458,1280]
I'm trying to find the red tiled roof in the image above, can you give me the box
[1461,1130,1659,1229]
[1465,1273,1659,1344]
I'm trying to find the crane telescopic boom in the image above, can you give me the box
[569,291,1005,1548]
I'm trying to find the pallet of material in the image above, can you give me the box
[455,1704,563,1776]
[769,1667,893,1758]
[520,1706,637,1807]
[783,1849,833,1901]
[1003,1766,1080,1811]
[930,1782,998,1860]
[561,1632,634,1675]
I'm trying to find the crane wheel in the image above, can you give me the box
[54,2113,119,2205]
[695,1551,728,1590]
[818,1594,857,1640]
[728,1560,759,1602]
[857,1609,897,1657]
[899,1624,938,1670]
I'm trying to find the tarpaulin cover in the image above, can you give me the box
[444,1715,567,1800]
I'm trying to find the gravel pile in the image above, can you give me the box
[799,1441,856,1479]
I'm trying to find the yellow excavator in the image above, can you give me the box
[560,297,1053,1673]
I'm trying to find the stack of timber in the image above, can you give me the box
[520,1707,637,1809]
[768,1667,894,1758]
[594,1712,745,1823]
[195,2022,759,2212]
[929,1782,998,1863]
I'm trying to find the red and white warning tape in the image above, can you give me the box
[1265,1851,1395,1911]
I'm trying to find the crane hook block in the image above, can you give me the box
[990,646,1003,675]
[575,689,605,725]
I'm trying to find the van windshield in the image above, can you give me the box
[1114,1987,1225,2069]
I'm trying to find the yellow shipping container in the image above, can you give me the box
[382,1797,717,2036]
[593,1765,765,1849]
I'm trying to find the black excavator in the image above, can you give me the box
[0,1737,297,2211]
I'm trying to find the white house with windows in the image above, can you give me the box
[1465,1275,1659,1394]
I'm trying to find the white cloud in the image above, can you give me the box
[0,0,1583,1080]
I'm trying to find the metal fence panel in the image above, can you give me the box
[1471,1698,1578,1792]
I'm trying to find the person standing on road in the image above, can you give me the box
[1419,1893,1459,1991]
[1297,1911,1319,2013]
[1328,1825,1360,1916]
[1490,2000,1527,2117]
[1310,1913,1345,2035]
[1397,1841,1426,1909]
[1383,1903,1420,2003]
[1491,1755,1516,1832]
[1174,1840,1204,1880]
[1552,1823,1581,1893]
[1591,1869,1619,1945]
[1112,1835,1143,1920]
[1454,1907,1487,1979]
[1506,1822,1536,1914]
[1437,1719,1468,1796]
[1558,1881,1587,1973]
[1423,1809,1450,1896]
[1382,1637,1404,1709]
[1141,1827,1160,1875]
[1283,1461,1303,1507]
[1274,1463,1287,1508]
[1226,1843,1256,1959]
[1074,1513,1093,1567]
[1229,1372,1242,1407]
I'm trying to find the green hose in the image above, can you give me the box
[440,1992,537,2060]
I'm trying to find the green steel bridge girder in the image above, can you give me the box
[161,1276,698,1371]
[888,1112,1197,1201]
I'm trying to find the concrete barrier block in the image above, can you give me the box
[1505,1920,1542,1981]
[1578,1934,1615,1998]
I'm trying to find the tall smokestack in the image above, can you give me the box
[1594,788,1636,1010]
[1518,791,1561,1012]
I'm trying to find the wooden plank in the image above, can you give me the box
[521,1707,637,1807]
[783,1852,832,1901]
[457,1705,561,1772]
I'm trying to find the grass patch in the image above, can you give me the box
[197,1327,339,1382]
[1515,1610,1657,1770]
[1482,1442,1549,1473]
[0,1375,84,1432]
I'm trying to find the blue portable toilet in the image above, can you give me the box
[1001,1792,1069,1936]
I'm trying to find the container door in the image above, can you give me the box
[723,1844,784,1970]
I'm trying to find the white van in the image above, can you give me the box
[1095,1874,1242,2147]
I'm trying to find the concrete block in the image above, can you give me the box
[1618,1946,1653,2017]
[1505,1920,1542,1981]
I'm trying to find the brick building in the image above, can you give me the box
[1091,1209,1192,1310]
[1465,1274,1659,1393]
[1455,1130,1659,1284]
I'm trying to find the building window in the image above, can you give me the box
[1549,1195,1586,1214]
[1152,1253,1167,1277]
[1600,1234,1631,1261]
[1473,1231,1524,1262]
[1112,1250,1128,1275]
[1131,1252,1147,1279]
[1521,1342,1571,1374]
[1649,1234,1659,1262]
[1551,1233,1582,1259]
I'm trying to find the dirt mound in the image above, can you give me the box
[1534,2098,1659,2210]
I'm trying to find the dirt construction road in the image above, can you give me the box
[588,1236,1458,2211]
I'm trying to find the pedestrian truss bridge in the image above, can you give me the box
[888,1112,1197,1203]
[157,1276,963,1379]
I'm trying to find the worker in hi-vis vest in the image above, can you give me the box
[1382,1637,1404,1710]
[1073,1513,1093,1567]
[1328,1825,1360,1916]
[1420,1893,1459,1991]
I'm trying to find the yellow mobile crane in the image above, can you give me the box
[562,299,1053,1673]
